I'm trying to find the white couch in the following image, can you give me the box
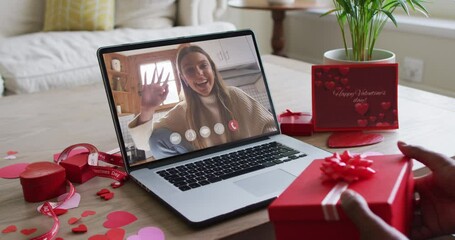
[0,0,236,96]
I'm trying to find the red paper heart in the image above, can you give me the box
[82,210,96,217]
[97,189,110,196]
[0,163,29,179]
[53,208,68,216]
[103,211,137,228]
[6,150,18,155]
[2,225,17,233]
[106,228,126,240]
[68,217,80,225]
[328,132,384,148]
[20,228,37,236]
[89,235,109,240]
[72,224,88,233]
[100,192,114,200]
[354,103,369,115]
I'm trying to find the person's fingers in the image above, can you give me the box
[340,190,408,240]
[397,141,453,172]
[152,67,158,84]
[163,72,170,85]
[158,68,164,84]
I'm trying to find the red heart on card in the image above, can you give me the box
[20,228,37,236]
[2,225,17,233]
[357,119,368,127]
[103,211,137,228]
[324,81,335,90]
[354,103,369,115]
[341,77,349,85]
[328,132,384,148]
[72,224,88,233]
[381,101,391,110]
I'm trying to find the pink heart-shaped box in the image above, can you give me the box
[19,162,66,202]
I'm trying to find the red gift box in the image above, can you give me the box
[20,162,67,202]
[278,110,313,136]
[59,153,96,183]
[268,154,414,240]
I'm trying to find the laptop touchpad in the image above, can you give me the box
[234,169,295,197]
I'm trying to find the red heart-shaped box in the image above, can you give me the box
[19,162,66,202]
[59,153,96,183]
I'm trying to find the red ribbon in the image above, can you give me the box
[55,143,128,186]
[279,109,304,117]
[320,151,376,182]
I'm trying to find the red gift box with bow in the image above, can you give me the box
[278,109,313,136]
[268,152,414,240]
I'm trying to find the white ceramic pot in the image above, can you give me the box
[323,48,396,65]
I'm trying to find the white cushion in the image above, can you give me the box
[115,0,176,29]
[0,0,45,38]
[0,22,236,94]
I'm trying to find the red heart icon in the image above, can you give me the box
[381,101,391,110]
[324,81,335,90]
[339,67,350,76]
[2,225,17,233]
[103,211,138,228]
[72,224,88,233]
[341,77,349,85]
[20,228,37,236]
[378,113,385,119]
[357,119,368,127]
[315,80,323,87]
[369,116,377,123]
[354,103,369,115]
[82,210,96,217]
[328,132,384,148]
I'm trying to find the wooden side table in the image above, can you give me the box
[228,0,326,56]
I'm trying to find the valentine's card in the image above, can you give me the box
[312,64,398,131]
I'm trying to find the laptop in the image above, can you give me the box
[97,29,330,227]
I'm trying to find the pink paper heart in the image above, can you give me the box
[103,211,137,228]
[127,227,165,240]
[0,163,29,179]
[56,193,81,209]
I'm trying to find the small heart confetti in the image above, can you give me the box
[2,225,17,233]
[20,228,37,236]
[81,210,96,217]
[53,208,68,216]
[100,192,114,201]
[97,189,110,196]
[68,217,80,225]
[72,224,88,233]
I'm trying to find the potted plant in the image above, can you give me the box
[322,0,428,63]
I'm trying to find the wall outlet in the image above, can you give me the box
[402,57,424,82]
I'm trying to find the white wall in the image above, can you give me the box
[222,8,455,98]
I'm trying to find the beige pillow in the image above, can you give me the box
[43,0,115,31]
[115,0,176,29]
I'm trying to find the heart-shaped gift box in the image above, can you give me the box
[19,162,66,202]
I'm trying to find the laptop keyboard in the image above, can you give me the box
[156,142,307,191]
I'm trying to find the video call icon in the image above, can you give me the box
[199,126,211,138]
[185,129,197,142]
[228,120,239,131]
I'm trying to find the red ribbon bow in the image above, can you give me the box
[280,109,304,117]
[320,151,376,182]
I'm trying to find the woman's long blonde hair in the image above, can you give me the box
[176,45,237,150]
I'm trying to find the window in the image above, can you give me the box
[140,60,180,107]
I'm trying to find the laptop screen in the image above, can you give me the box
[98,30,279,167]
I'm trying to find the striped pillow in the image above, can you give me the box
[43,0,115,31]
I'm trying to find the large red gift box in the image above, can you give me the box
[268,154,414,240]
[20,162,67,202]
[59,153,96,183]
